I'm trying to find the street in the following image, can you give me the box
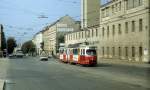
[0,57,150,90]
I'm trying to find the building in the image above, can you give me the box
[99,0,150,63]
[32,31,43,55]
[0,24,2,50]
[42,15,80,55]
[66,0,115,48]
[81,0,100,29]
[65,0,150,63]
[65,0,100,48]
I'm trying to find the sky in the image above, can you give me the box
[0,0,107,44]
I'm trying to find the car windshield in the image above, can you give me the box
[86,49,96,55]
[18,51,23,53]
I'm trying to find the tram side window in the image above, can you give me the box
[59,49,64,54]
[73,49,78,55]
[86,49,96,55]
[83,49,85,55]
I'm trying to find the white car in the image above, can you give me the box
[40,56,48,61]
[40,51,48,61]
[15,50,24,58]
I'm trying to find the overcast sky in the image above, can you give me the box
[0,0,107,44]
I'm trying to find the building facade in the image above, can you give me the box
[66,0,100,48]
[32,31,43,55]
[0,24,2,50]
[99,0,150,63]
[81,0,100,29]
[65,0,150,63]
[42,26,50,55]
[42,15,80,55]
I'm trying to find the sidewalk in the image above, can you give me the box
[0,80,4,90]
[99,58,150,68]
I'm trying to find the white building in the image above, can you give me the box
[33,31,43,55]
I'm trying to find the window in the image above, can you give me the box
[132,47,135,57]
[102,9,105,18]
[83,49,85,55]
[115,4,118,12]
[81,49,83,55]
[106,7,109,17]
[119,47,121,57]
[71,35,72,40]
[73,49,78,55]
[119,2,121,11]
[107,47,109,57]
[107,26,109,37]
[102,27,105,37]
[112,5,115,14]
[86,30,90,38]
[125,47,128,57]
[139,47,143,57]
[96,28,98,36]
[112,47,115,56]
[112,25,115,36]
[86,49,96,55]
[74,34,76,40]
[134,0,139,7]
[79,33,80,39]
[127,0,134,9]
[127,0,143,10]
[76,33,77,39]
[91,30,93,37]
[139,19,143,32]
[102,47,104,56]
[118,24,121,34]
[125,22,128,33]
[139,0,143,6]
[132,21,135,32]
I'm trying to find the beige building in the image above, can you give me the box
[42,26,50,54]
[66,0,100,47]
[81,0,100,29]
[65,0,150,63]
[99,0,150,63]
[42,15,80,55]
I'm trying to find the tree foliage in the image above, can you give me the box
[58,35,64,43]
[1,25,6,51]
[21,40,36,54]
[7,37,17,54]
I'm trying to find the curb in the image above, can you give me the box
[0,80,4,90]
[98,59,150,68]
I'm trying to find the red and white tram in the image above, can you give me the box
[59,45,97,66]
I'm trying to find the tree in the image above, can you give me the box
[58,35,64,43]
[40,42,44,51]
[21,40,36,54]
[0,24,6,51]
[7,37,17,54]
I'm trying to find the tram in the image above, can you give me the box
[59,45,97,66]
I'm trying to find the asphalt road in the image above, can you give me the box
[0,57,150,90]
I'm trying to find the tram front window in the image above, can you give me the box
[86,49,96,55]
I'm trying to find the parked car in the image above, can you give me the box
[15,50,24,58]
[8,54,15,58]
[40,56,48,61]
[40,51,48,61]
